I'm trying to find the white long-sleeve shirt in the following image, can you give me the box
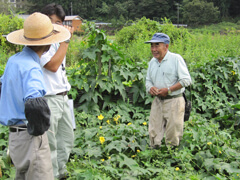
[40,43,71,95]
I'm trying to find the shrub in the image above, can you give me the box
[190,56,240,119]
[182,0,220,26]
[115,17,161,47]
[115,17,191,63]
[0,13,24,59]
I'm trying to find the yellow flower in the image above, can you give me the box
[109,43,112,46]
[231,71,236,75]
[99,136,105,144]
[106,120,110,124]
[207,142,212,145]
[143,122,147,126]
[98,114,104,120]
[99,126,102,129]
[219,150,222,154]
[113,117,118,121]
[128,122,132,125]
[175,167,180,171]
[132,140,135,143]
[137,150,140,153]
[131,155,136,158]
[117,115,121,118]
[101,159,105,162]
[237,174,239,176]
[108,156,111,159]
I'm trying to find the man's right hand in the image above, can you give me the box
[149,87,159,96]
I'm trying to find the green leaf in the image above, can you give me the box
[101,44,112,51]
[118,153,138,169]
[95,32,106,44]
[231,102,240,109]
[83,83,90,92]
[104,140,128,153]
[101,165,120,176]
[130,84,140,104]
[115,83,126,100]
[92,91,103,103]
[86,147,102,158]
[101,54,111,63]
[119,68,133,81]
[83,46,101,60]
[68,88,78,100]
[84,128,98,140]
[79,91,92,103]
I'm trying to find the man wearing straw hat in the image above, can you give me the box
[0,12,70,179]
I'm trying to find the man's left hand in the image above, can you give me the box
[63,25,74,39]
[158,88,168,97]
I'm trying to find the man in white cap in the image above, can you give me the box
[145,33,191,149]
[0,12,70,179]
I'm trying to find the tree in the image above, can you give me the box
[135,0,171,20]
[207,0,231,18]
[228,0,240,18]
[182,0,220,26]
[0,0,33,15]
[0,0,10,14]
[26,0,239,24]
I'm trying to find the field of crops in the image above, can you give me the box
[1,16,240,179]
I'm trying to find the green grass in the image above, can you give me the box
[189,21,240,34]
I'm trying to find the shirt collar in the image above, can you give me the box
[154,50,169,63]
[162,50,170,61]
[23,46,40,64]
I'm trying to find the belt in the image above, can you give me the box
[56,91,68,96]
[158,93,183,100]
[9,125,27,132]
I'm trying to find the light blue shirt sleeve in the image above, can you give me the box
[177,54,192,87]
[22,67,46,102]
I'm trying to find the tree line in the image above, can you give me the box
[1,0,240,26]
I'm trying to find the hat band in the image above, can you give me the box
[24,29,59,41]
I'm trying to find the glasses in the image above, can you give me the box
[55,22,63,25]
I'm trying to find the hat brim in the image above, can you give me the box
[145,40,166,44]
[7,24,71,46]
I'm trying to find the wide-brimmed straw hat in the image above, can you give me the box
[7,12,71,46]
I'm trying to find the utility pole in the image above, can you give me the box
[176,2,179,27]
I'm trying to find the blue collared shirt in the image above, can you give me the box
[146,51,192,95]
[0,47,46,126]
